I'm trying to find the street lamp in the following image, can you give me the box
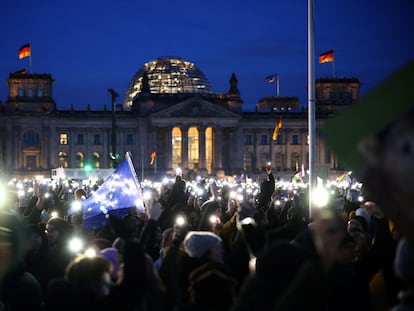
[108,88,119,168]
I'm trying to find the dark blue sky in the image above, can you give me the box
[1,0,413,112]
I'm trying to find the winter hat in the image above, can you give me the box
[100,247,120,280]
[183,231,222,258]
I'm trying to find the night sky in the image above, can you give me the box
[1,0,413,112]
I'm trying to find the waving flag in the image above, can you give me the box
[265,73,277,83]
[78,152,144,230]
[272,115,283,140]
[319,50,334,64]
[150,149,157,165]
[18,43,31,59]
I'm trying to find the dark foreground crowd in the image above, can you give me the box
[1,169,413,311]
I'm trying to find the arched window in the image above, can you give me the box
[58,151,68,168]
[76,152,85,168]
[93,152,101,168]
[172,127,182,169]
[188,127,199,170]
[291,152,300,171]
[205,127,213,173]
[275,152,283,172]
[243,152,253,172]
[259,153,269,171]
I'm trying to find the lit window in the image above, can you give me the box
[58,151,68,168]
[60,133,68,145]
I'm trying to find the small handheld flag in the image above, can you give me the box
[150,149,157,165]
[272,115,283,141]
[18,43,31,59]
[319,50,334,64]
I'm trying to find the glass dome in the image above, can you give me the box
[124,56,213,108]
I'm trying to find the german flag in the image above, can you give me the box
[18,43,31,59]
[319,49,334,64]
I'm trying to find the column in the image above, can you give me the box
[166,126,173,170]
[283,129,288,170]
[181,126,189,170]
[198,126,206,170]
[268,128,273,163]
[252,129,258,171]
[49,125,57,168]
[214,126,223,171]
[235,127,244,172]
[301,129,307,167]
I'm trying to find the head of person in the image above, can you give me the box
[45,217,73,246]
[65,253,112,298]
[183,231,223,263]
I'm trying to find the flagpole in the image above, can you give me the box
[276,73,280,97]
[126,152,142,191]
[141,146,144,181]
[332,49,335,78]
[308,0,316,219]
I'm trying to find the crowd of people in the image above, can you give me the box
[0,163,412,311]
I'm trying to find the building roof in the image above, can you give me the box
[124,56,213,109]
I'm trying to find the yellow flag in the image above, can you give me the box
[150,150,156,165]
[272,115,283,140]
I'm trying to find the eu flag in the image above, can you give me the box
[79,152,144,230]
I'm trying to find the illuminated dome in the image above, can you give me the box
[124,56,213,108]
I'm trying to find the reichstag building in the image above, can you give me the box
[0,56,360,180]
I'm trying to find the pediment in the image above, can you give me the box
[150,97,240,119]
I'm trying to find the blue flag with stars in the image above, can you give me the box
[79,152,144,230]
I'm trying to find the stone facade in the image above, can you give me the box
[0,59,360,181]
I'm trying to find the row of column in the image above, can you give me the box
[155,125,224,173]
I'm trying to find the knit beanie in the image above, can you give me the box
[183,231,222,258]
